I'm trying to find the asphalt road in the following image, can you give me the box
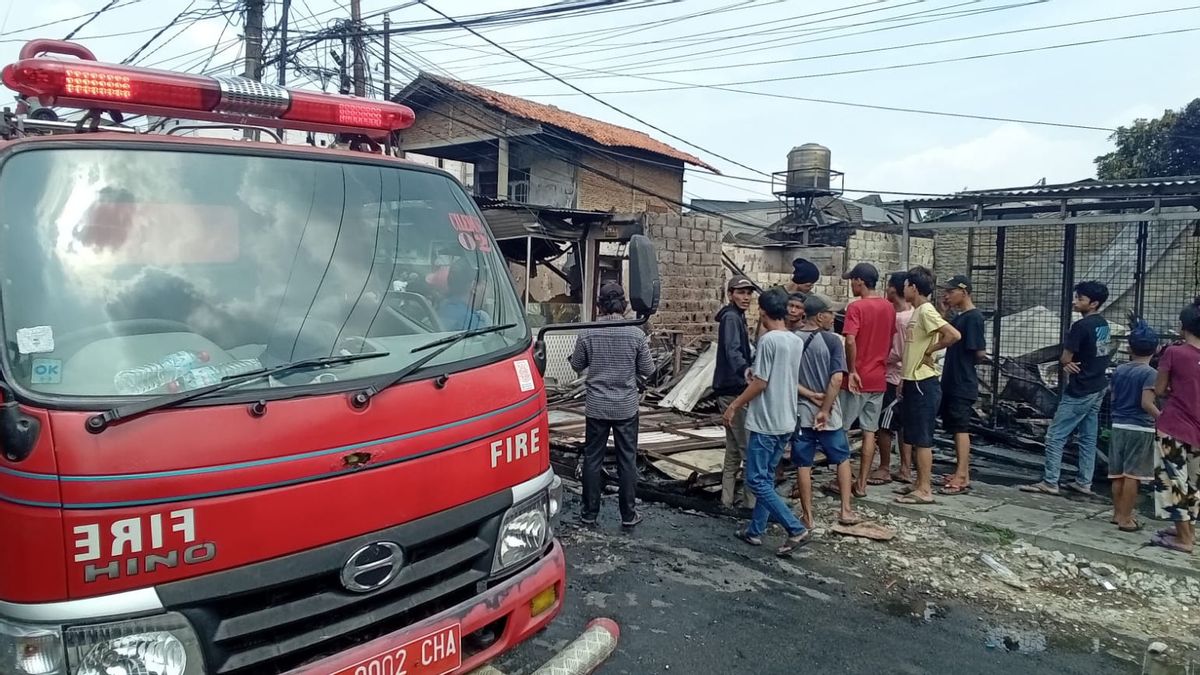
[490,495,1137,675]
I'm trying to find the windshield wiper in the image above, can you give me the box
[351,323,516,408]
[86,352,390,434]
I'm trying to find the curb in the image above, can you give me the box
[865,498,1200,582]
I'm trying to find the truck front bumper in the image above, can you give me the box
[290,539,566,674]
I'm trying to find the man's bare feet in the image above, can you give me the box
[866,468,892,485]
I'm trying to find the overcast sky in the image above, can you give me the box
[1,0,1197,202]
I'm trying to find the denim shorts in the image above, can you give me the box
[791,426,852,468]
[901,377,941,448]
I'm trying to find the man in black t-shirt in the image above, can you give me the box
[939,276,987,495]
[1021,281,1113,497]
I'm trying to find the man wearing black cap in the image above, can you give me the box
[841,262,898,497]
[938,275,987,495]
[714,274,757,508]
[790,258,820,298]
[569,282,656,527]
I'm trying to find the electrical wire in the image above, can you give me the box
[517,25,1200,96]
[473,5,1200,86]
[414,0,768,178]
[446,0,1028,77]
[64,0,124,40]
[123,1,201,64]
[368,42,953,214]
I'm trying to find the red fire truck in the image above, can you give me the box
[0,40,659,675]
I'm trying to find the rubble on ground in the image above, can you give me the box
[798,492,1200,650]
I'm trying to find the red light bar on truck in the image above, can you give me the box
[1,39,415,138]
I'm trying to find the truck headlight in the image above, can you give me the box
[1,618,63,675]
[548,474,563,530]
[492,492,550,573]
[65,613,204,675]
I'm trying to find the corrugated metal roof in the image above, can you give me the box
[906,176,1200,208]
[399,73,718,172]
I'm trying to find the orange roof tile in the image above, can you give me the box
[411,74,717,173]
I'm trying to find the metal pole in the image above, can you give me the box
[276,0,290,141]
[242,0,265,140]
[1134,199,1157,320]
[901,206,911,268]
[382,14,392,100]
[1059,205,1077,396]
[524,236,533,308]
[351,0,366,97]
[339,35,350,94]
[990,226,1006,428]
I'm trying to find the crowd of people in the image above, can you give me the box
[566,260,1200,560]
[712,258,1200,557]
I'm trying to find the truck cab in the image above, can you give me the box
[0,39,658,675]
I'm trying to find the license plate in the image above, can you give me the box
[333,624,462,675]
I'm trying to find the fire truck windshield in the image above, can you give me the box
[0,145,527,399]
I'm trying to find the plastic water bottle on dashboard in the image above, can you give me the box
[114,350,211,394]
[166,359,264,393]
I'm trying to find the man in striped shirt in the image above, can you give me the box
[569,282,655,528]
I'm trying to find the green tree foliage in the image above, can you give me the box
[1095,99,1200,179]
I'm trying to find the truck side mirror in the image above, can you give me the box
[627,234,660,317]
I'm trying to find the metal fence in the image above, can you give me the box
[924,218,1200,444]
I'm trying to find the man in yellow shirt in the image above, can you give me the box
[896,266,961,505]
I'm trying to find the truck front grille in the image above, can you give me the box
[157,491,509,674]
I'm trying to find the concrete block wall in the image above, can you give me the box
[722,244,850,327]
[846,230,934,278]
[647,213,724,338]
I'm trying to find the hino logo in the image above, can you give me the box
[341,542,404,593]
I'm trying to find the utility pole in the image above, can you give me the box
[277,0,290,88]
[276,0,290,141]
[382,14,391,101]
[351,0,366,97]
[243,0,265,140]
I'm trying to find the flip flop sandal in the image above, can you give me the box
[1155,527,1180,538]
[894,494,937,505]
[735,528,763,547]
[866,476,892,486]
[852,486,868,499]
[1118,521,1143,533]
[821,482,842,496]
[1019,482,1060,495]
[939,483,971,496]
[893,484,916,496]
[776,531,812,557]
[790,484,804,500]
[891,473,913,484]
[1150,533,1194,553]
[838,516,864,526]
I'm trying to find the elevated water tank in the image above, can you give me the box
[785,143,831,193]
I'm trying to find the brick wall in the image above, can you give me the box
[647,213,723,338]
[720,232,935,326]
[576,154,684,213]
[846,230,934,278]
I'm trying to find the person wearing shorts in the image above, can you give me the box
[895,267,960,506]
[938,275,987,495]
[879,272,914,483]
[1151,298,1200,554]
[840,262,897,497]
[792,294,859,528]
[1108,319,1160,532]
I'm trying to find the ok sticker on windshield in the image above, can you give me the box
[449,213,492,253]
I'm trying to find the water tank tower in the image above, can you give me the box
[773,143,843,224]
